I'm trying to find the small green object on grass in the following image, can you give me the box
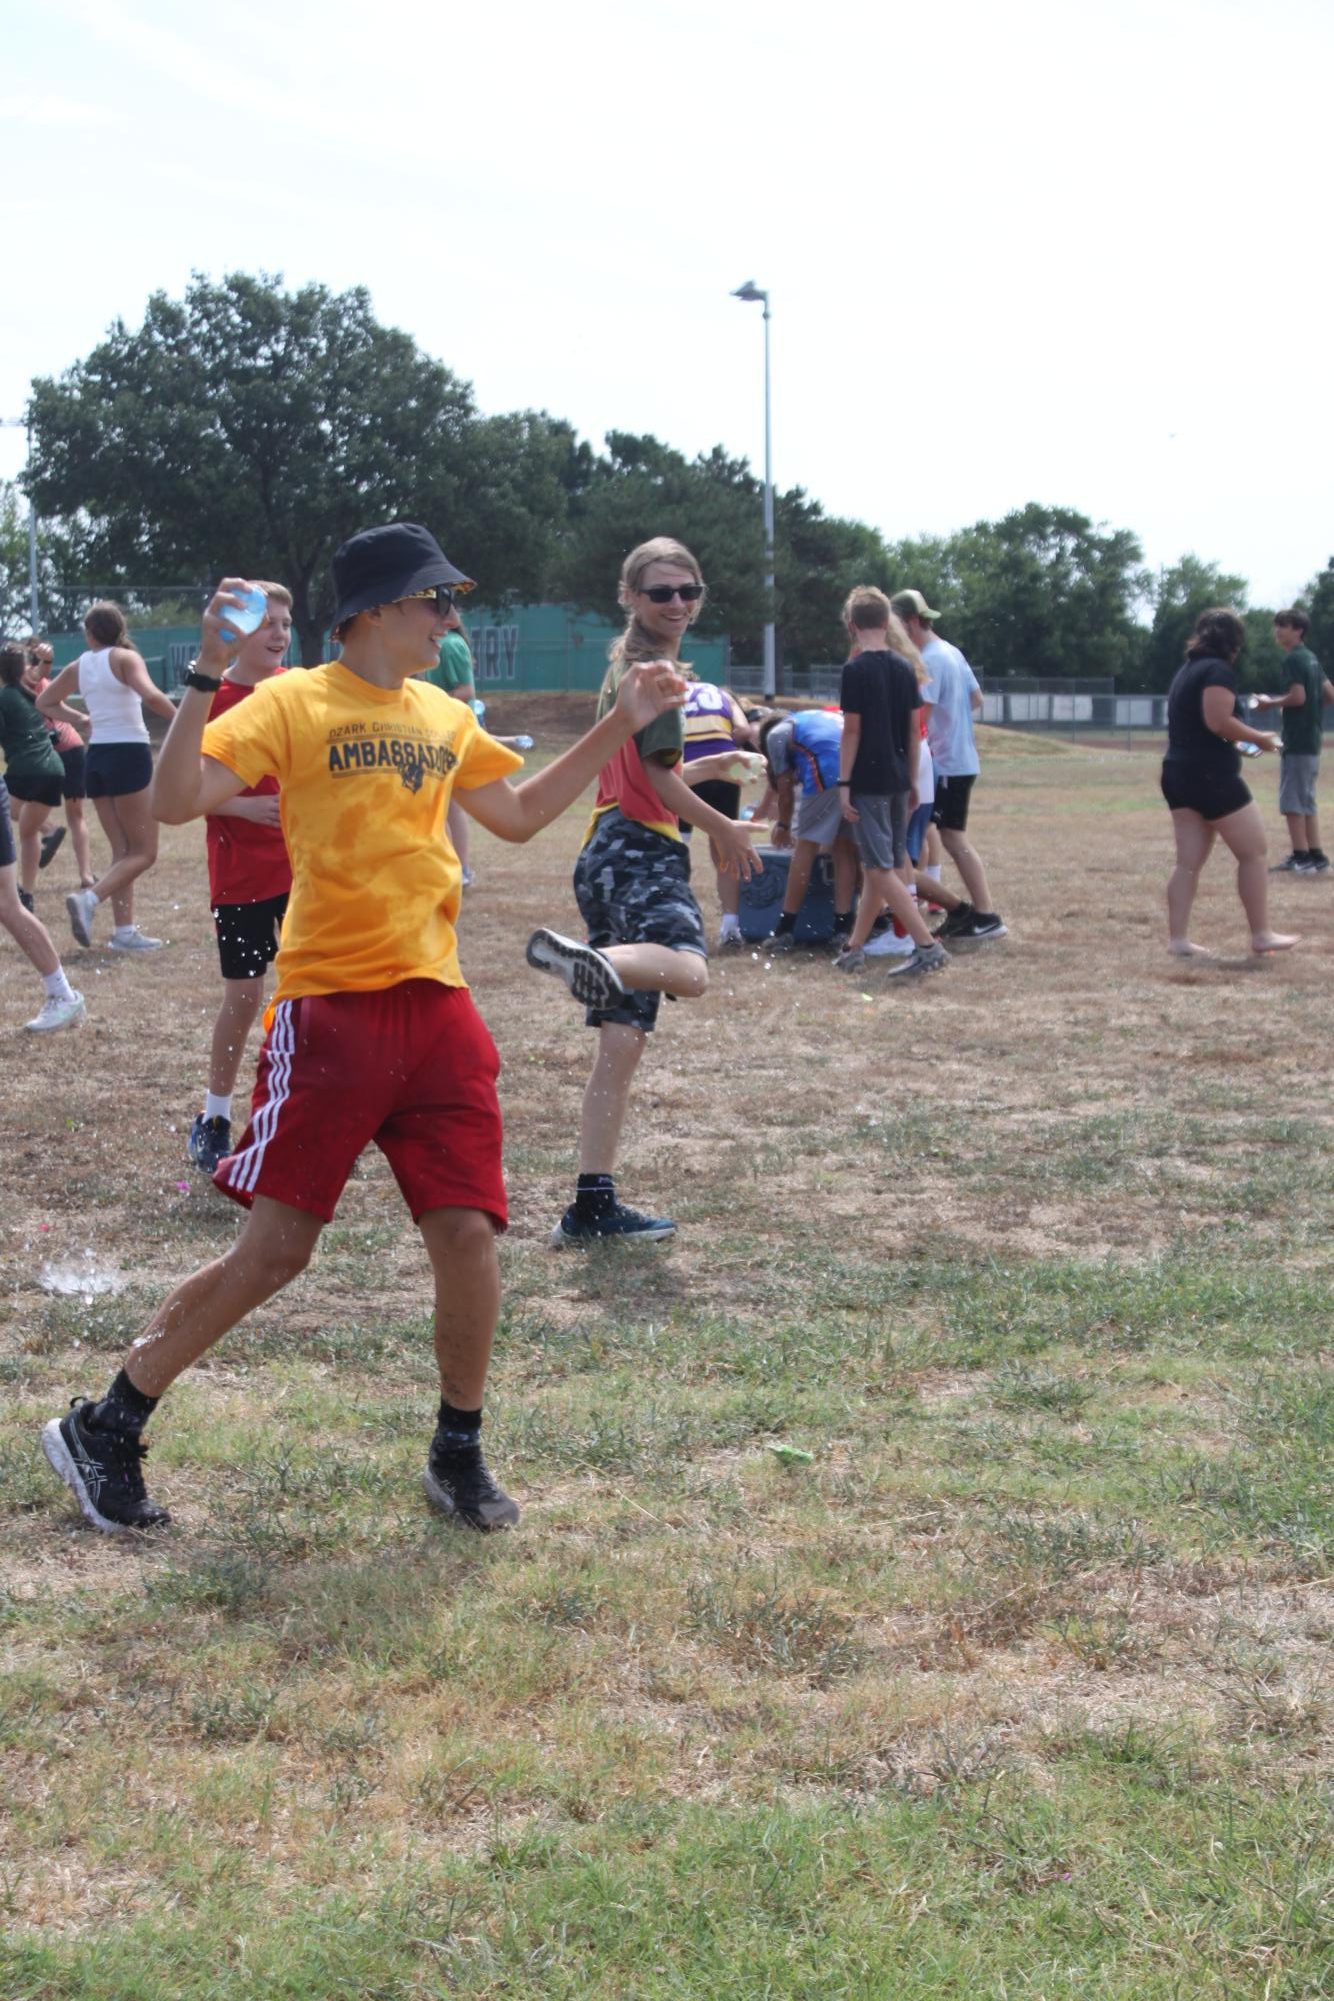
[765,1442,814,1466]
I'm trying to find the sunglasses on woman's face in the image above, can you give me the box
[404,585,456,613]
[639,584,704,604]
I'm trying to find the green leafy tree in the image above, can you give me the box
[0,478,91,636]
[26,273,568,663]
[1145,555,1251,691]
[1300,557,1334,670]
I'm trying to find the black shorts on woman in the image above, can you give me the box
[86,742,153,798]
[1161,653,1252,823]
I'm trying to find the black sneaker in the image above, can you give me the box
[18,886,34,913]
[551,1200,676,1247]
[41,1398,170,1533]
[39,825,67,870]
[423,1437,520,1531]
[767,928,798,953]
[886,942,951,979]
[1270,853,1307,874]
[935,902,976,938]
[525,928,627,1010]
[1307,854,1332,874]
[959,911,1007,940]
[188,1112,232,1173]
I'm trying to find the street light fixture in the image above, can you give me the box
[0,416,38,632]
[730,280,775,697]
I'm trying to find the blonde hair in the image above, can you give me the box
[253,580,293,612]
[842,585,927,685]
[600,537,705,698]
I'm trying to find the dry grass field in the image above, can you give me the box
[2,702,1330,1999]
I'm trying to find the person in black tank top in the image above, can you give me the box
[1160,608,1299,958]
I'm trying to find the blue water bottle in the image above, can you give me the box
[218,583,269,643]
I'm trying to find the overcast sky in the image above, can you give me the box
[6,0,1331,612]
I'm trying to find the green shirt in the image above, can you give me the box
[426,632,474,695]
[1280,645,1324,757]
[0,684,63,786]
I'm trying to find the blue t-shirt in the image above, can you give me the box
[921,636,980,778]
[766,711,843,796]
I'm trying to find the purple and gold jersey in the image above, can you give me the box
[683,682,743,764]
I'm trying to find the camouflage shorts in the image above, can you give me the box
[572,809,707,1032]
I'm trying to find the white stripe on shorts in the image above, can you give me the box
[223,999,297,1197]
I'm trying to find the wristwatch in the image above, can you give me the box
[183,669,223,693]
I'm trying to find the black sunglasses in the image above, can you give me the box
[403,585,456,613]
[639,583,704,604]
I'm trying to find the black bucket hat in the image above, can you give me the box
[331,522,475,628]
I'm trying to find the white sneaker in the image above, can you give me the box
[65,887,98,947]
[108,928,165,952]
[863,929,916,958]
[25,991,86,1032]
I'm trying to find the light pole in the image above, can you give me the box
[731,281,775,697]
[0,416,39,632]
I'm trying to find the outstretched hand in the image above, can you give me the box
[615,660,688,732]
[198,579,258,672]
[717,820,762,881]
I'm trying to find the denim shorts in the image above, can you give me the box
[573,809,706,1033]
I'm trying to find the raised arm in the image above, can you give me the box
[459,661,687,842]
[150,582,255,824]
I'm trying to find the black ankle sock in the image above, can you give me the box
[832,910,853,934]
[435,1400,482,1452]
[774,911,796,936]
[95,1368,158,1433]
[575,1173,616,1219]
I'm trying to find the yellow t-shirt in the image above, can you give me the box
[201,661,522,1000]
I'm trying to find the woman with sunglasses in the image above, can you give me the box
[527,537,760,1246]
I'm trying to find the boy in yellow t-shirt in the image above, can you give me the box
[41,523,687,1540]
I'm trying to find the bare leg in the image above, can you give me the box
[90,788,159,924]
[208,977,266,1098]
[780,840,818,918]
[1216,801,1299,952]
[831,836,858,917]
[913,866,962,914]
[1166,809,1214,953]
[578,1021,647,1174]
[1284,810,1308,855]
[0,863,60,977]
[941,827,994,911]
[602,942,708,997]
[123,1197,324,1398]
[66,797,94,886]
[17,800,48,894]
[847,865,933,951]
[418,1206,500,1408]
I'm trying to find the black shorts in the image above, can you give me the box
[572,808,706,1034]
[6,770,64,810]
[212,894,289,981]
[0,779,13,869]
[683,777,742,839]
[931,773,976,833]
[59,744,87,800]
[86,742,153,798]
[1160,762,1252,822]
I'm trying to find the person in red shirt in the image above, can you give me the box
[188,584,295,1173]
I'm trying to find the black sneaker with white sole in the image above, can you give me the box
[551,1200,676,1247]
[934,902,976,938]
[958,911,1007,940]
[39,824,66,869]
[188,1112,232,1173]
[423,1438,520,1531]
[41,1398,170,1533]
[525,928,627,1011]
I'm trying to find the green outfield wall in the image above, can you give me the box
[47,605,732,694]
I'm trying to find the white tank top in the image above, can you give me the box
[77,647,150,745]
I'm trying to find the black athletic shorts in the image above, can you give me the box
[86,743,153,798]
[212,893,289,981]
[1159,761,1252,822]
[0,778,13,869]
[59,744,87,800]
[6,770,64,810]
[931,773,975,833]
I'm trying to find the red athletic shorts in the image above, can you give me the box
[214,980,507,1227]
